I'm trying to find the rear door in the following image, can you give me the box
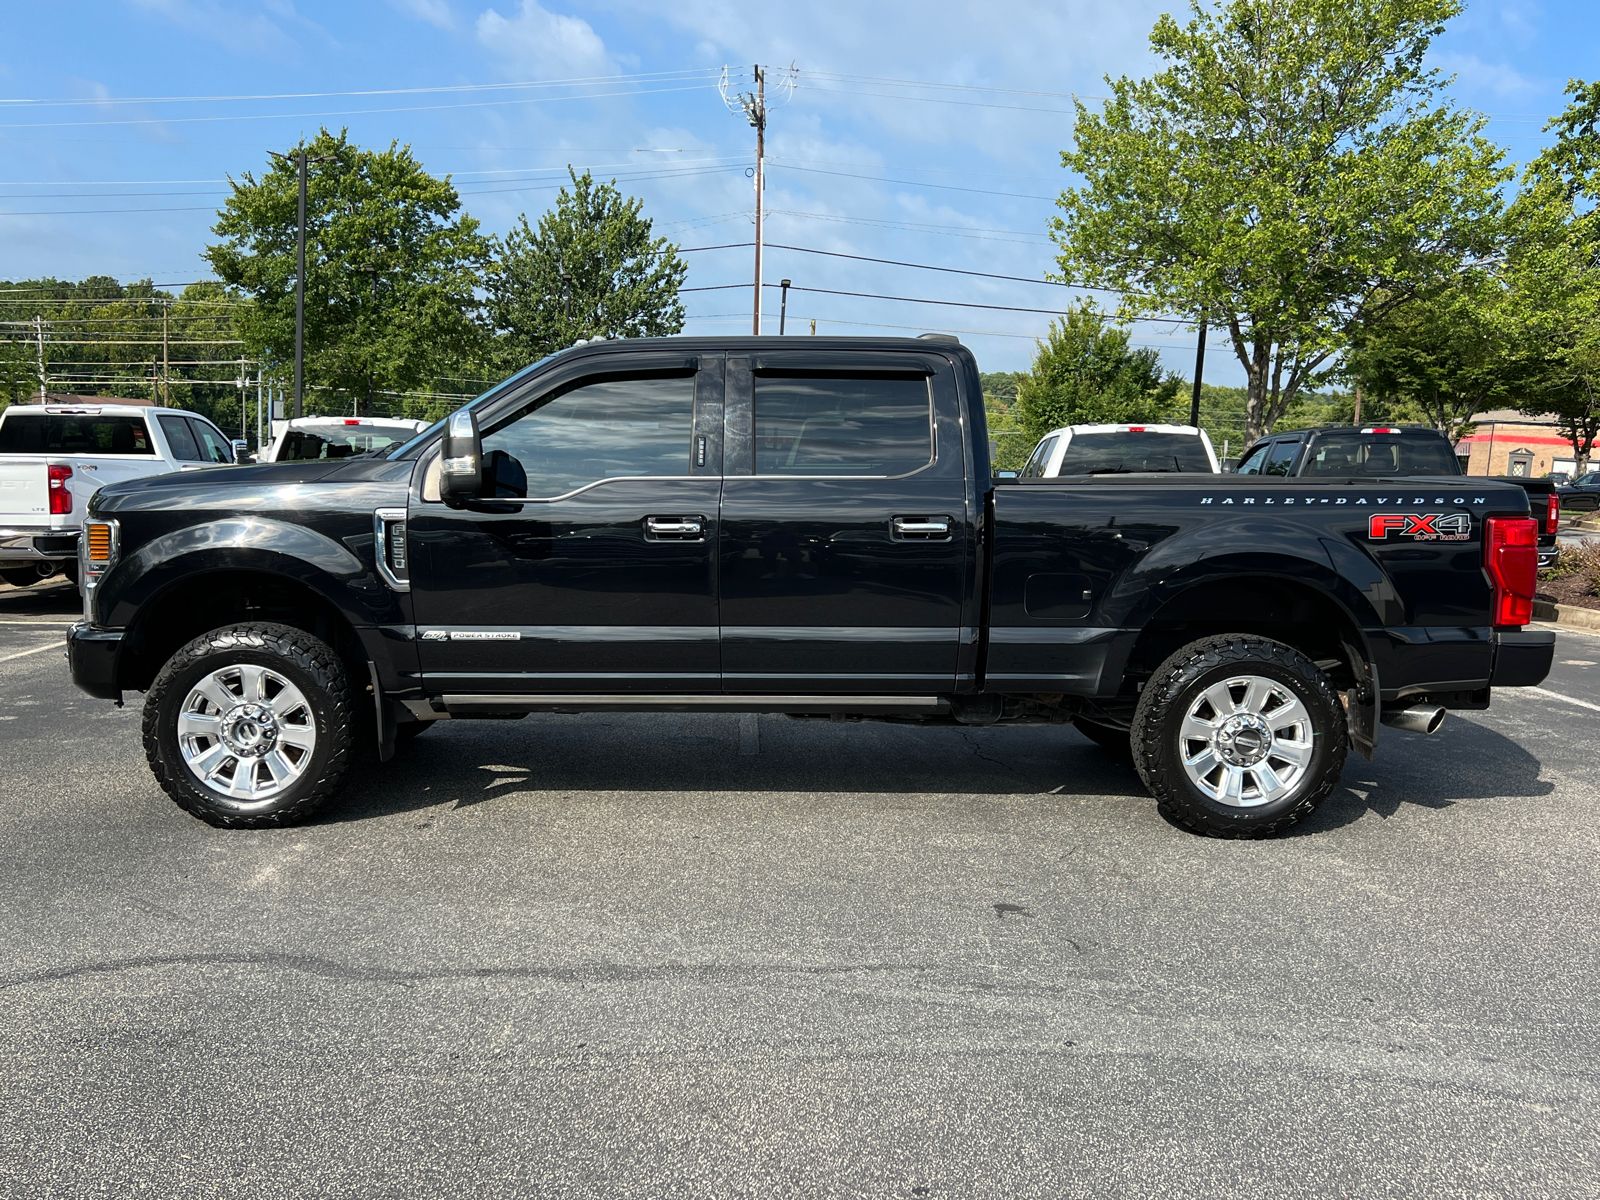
[717,351,972,694]
[407,352,724,697]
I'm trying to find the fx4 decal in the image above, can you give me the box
[1367,512,1473,542]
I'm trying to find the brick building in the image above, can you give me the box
[1456,409,1582,478]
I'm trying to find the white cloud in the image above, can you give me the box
[128,0,303,56]
[391,0,456,29]
[1433,50,1540,99]
[475,1,617,78]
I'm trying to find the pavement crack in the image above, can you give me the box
[959,730,1014,772]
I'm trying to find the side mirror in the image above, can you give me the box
[439,408,483,504]
[231,438,251,465]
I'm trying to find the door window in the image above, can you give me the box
[1020,435,1058,479]
[753,374,932,476]
[480,373,696,499]
[157,414,202,461]
[1263,440,1300,476]
[189,419,234,464]
[1235,443,1271,475]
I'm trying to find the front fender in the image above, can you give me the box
[101,516,399,631]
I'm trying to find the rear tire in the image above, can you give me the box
[142,622,355,828]
[1131,634,1346,838]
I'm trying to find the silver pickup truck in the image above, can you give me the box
[0,402,237,586]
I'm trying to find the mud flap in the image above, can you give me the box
[369,661,396,762]
[1346,651,1378,761]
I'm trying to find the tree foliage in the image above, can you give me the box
[206,128,490,416]
[1502,84,1600,471]
[1015,302,1181,446]
[486,168,686,366]
[1053,0,1509,442]
[1343,275,1505,441]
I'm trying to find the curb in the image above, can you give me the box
[1534,598,1600,633]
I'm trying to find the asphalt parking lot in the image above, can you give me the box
[2,578,1598,1198]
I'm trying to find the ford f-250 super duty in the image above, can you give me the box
[67,336,1554,837]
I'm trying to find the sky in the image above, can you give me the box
[1,0,1595,385]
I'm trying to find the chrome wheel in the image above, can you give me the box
[1178,674,1314,808]
[176,663,317,807]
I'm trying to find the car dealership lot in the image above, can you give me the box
[1,580,1598,1198]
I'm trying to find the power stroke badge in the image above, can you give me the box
[419,630,522,641]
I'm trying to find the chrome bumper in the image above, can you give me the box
[0,527,78,561]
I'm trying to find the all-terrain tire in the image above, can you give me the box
[142,622,355,828]
[1130,634,1347,838]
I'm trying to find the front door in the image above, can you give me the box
[407,353,723,696]
[717,353,972,694]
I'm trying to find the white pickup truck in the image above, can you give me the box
[0,402,237,587]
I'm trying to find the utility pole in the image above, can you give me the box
[1188,316,1206,428]
[723,65,768,334]
[293,148,307,419]
[161,299,170,408]
[34,315,45,402]
[779,278,791,334]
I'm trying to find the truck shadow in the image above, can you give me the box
[0,580,79,616]
[330,711,1550,834]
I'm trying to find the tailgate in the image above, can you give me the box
[0,458,49,524]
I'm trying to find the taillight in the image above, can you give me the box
[1484,516,1538,628]
[47,463,72,515]
[1546,492,1561,536]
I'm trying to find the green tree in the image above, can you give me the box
[1343,276,1506,442]
[1053,0,1509,443]
[486,168,686,366]
[1502,84,1600,472]
[1015,302,1181,446]
[206,128,490,416]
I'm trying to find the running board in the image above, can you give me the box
[440,693,949,716]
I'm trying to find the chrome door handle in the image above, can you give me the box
[645,516,705,539]
[892,517,951,539]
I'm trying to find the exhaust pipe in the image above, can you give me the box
[1382,704,1446,735]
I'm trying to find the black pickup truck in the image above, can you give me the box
[68,336,1553,837]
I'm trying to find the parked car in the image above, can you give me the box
[69,336,1551,837]
[1019,422,1220,478]
[264,416,429,463]
[1556,470,1600,513]
[0,402,237,587]
[1234,425,1562,570]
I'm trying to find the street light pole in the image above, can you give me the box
[779,278,791,335]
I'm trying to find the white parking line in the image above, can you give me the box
[0,642,60,664]
[0,620,75,627]
[1523,686,1600,714]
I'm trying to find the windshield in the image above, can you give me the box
[1572,472,1600,487]
[1300,432,1460,477]
[1055,430,1213,474]
[276,424,413,461]
[0,411,155,455]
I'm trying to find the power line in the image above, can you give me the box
[759,283,1192,323]
[767,161,1055,201]
[767,209,1051,244]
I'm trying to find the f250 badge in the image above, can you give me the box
[1367,512,1472,542]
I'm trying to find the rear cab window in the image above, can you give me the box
[0,411,156,455]
[1053,430,1213,475]
[1301,431,1461,476]
[279,423,415,461]
[753,374,933,476]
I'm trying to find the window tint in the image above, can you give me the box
[1054,431,1214,474]
[157,414,202,461]
[1020,435,1057,479]
[754,374,932,476]
[1301,432,1461,477]
[1235,444,1270,475]
[481,373,696,498]
[191,420,234,464]
[1263,440,1299,476]
[0,412,155,455]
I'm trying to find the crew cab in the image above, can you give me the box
[0,402,236,586]
[67,337,1553,837]
[1236,425,1563,570]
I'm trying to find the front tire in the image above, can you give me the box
[1131,634,1347,838]
[142,622,355,828]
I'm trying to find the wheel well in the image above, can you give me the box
[119,570,368,693]
[1124,577,1367,694]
